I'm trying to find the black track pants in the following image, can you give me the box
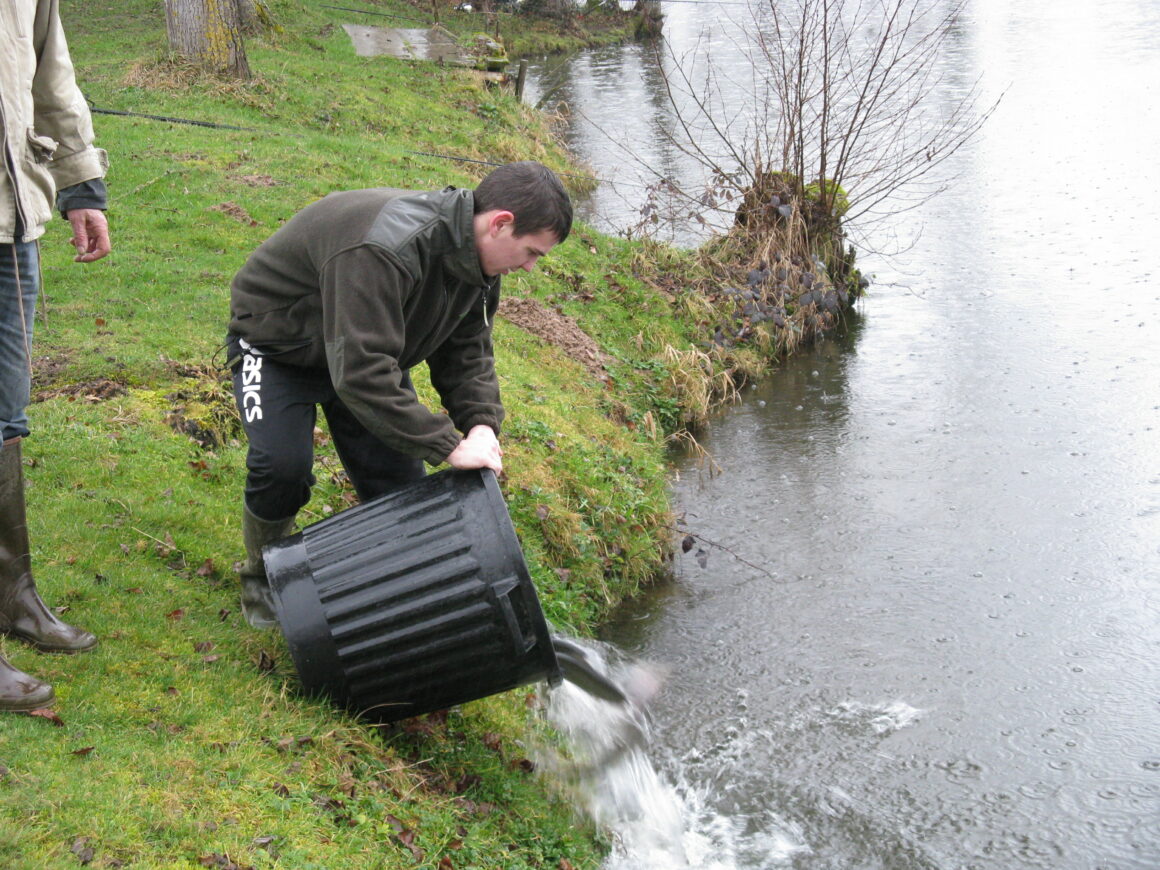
[230,341,425,521]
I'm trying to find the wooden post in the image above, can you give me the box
[515,59,528,101]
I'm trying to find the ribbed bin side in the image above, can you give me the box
[267,470,561,722]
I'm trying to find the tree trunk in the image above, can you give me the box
[236,0,274,34]
[165,0,251,79]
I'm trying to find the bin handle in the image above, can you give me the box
[492,577,537,655]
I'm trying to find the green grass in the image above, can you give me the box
[0,1,759,866]
[5,396,608,869]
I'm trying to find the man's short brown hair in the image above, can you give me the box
[473,161,573,242]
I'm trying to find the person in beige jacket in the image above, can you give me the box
[1,0,111,712]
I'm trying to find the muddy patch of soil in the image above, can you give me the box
[34,377,126,403]
[210,201,258,226]
[498,296,608,382]
[31,353,126,403]
[230,173,278,188]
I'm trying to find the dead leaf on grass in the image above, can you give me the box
[27,708,64,726]
[256,649,276,673]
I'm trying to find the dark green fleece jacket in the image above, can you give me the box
[228,186,503,464]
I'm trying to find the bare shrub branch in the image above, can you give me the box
[616,0,1000,251]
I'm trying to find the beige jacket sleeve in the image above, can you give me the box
[0,0,107,241]
[31,0,107,190]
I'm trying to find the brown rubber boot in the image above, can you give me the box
[240,504,295,629]
[0,438,97,653]
[0,653,55,712]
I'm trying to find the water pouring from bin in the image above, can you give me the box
[263,468,660,723]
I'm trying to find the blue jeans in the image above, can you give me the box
[0,241,39,444]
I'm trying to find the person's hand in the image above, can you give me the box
[67,209,111,262]
[445,425,503,473]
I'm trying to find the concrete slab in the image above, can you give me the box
[342,23,474,65]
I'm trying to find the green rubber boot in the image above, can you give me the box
[0,653,55,712]
[240,504,295,629]
[0,438,97,653]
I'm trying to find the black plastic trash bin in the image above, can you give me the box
[264,469,562,722]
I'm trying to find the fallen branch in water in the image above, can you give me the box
[668,524,779,581]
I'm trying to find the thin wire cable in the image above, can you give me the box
[87,103,258,132]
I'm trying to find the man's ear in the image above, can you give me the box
[487,210,516,236]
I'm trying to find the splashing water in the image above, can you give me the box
[824,700,925,736]
[535,639,688,867]
[534,638,819,869]
[534,637,934,868]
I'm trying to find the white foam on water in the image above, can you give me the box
[824,700,925,735]
[533,639,810,870]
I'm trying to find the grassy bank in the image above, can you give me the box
[0,2,787,867]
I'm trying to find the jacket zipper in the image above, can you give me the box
[481,286,490,327]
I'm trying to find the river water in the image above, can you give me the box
[525,0,1160,867]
